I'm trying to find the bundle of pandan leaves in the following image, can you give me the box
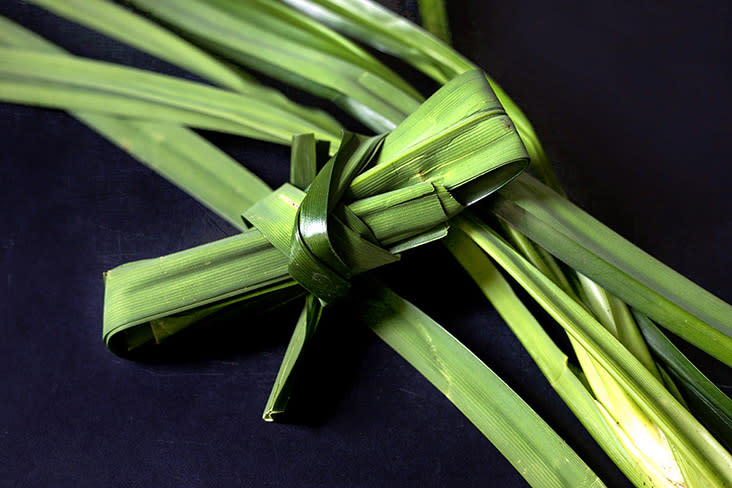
[1,1,730,486]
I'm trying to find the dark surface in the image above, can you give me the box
[1,1,730,487]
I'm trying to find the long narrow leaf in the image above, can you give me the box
[283,0,563,191]
[262,294,322,421]
[444,229,677,488]
[0,48,342,145]
[456,214,732,487]
[2,21,600,484]
[26,0,346,134]
[100,71,528,348]
[26,0,254,91]
[359,283,604,488]
[409,2,664,394]
[125,0,423,131]
[636,312,732,452]
[416,0,451,43]
[574,274,663,381]
[491,173,732,367]
[0,16,271,228]
[282,0,471,83]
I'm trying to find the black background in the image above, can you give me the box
[1,1,730,487]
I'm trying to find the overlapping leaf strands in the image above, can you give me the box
[2,1,731,487]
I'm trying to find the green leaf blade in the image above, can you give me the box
[284,0,563,192]
[360,283,605,488]
[26,0,255,92]
[492,174,732,367]
[263,294,323,421]
[0,17,274,229]
[0,47,342,145]
[444,230,667,488]
[125,0,423,131]
[417,0,452,43]
[456,213,732,487]
[636,312,732,452]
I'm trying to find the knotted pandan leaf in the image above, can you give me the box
[102,70,528,354]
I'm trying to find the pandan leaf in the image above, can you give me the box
[0,47,342,145]
[456,214,732,487]
[0,16,270,228]
[417,0,451,43]
[359,282,605,488]
[26,0,342,133]
[635,312,732,452]
[26,0,256,91]
[102,70,528,350]
[262,294,323,421]
[282,0,472,83]
[124,0,423,131]
[444,229,676,488]
[491,173,732,368]
[282,0,563,191]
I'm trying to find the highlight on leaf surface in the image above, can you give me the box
[123,0,423,131]
[455,214,732,487]
[444,230,681,488]
[0,15,271,228]
[491,173,732,368]
[359,283,605,488]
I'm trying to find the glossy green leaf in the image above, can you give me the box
[456,214,732,487]
[635,312,732,452]
[3,11,597,485]
[263,294,323,421]
[407,4,661,394]
[417,0,451,43]
[125,0,422,131]
[0,47,342,145]
[574,274,663,381]
[0,16,270,229]
[26,0,347,134]
[282,0,471,83]
[287,132,393,302]
[349,70,528,203]
[103,229,296,353]
[283,0,562,191]
[491,173,732,367]
[359,283,604,488]
[444,229,673,488]
[10,5,727,486]
[101,71,528,348]
[26,0,255,91]
[289,133,331,191]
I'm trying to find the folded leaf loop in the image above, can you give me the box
[103,70,529,348]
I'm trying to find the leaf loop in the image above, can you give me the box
[249,131,397,303]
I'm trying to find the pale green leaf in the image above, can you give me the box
[417,0,451,43]
[456,214,732,487]
[0,16,271,228]
[444,229,674,488]
[125,0,423,131]
[283,0,563,191]
[636,312,732,452]
[26,0,255,91]
[359,283,605,488]
[0,47,342,145]
[491,173,732,367]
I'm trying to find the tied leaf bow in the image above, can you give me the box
[247,132,397,303]
[102,70,529,356]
